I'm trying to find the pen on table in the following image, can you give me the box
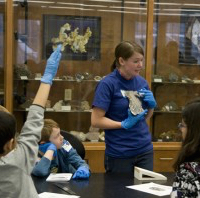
[54,183,76,195]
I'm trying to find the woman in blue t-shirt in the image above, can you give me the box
[91,41,157,173]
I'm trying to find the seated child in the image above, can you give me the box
[32,119,90,179]
[171,98,200,198]
[0,45,62,197]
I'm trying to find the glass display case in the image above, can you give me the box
[151,0,200,142]
[12,0,148,142]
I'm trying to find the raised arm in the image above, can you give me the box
[17,45,62,173]
[33,45,62,107]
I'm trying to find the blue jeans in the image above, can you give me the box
[104,149,153,173]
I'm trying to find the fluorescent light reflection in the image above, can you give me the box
[154,2,182,5]
[49,6,94,11]
[88,0,121,3]
[28,0,54,3]
[156,13,185,16]
[98,9,145,14]
[125,1,146,4]
[163,9,200,12]
[183,3,200,7]
[57,2,107,8]
[110,6,146,10]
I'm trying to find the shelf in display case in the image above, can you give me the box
[153,110,182,114]
[14,108,92,113]
[14,78,101,82]
[152,81,200,85]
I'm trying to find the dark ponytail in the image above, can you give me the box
[111,60,117,71]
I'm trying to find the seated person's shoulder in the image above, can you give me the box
[178,162,200,178]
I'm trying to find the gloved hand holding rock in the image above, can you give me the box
[121,109,148,130]
[138,88,157,109]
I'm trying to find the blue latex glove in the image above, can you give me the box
[72,166,90,179]
[41,44,62,85]
[39,142,57,157]
[138,88,157,109]
[121,109,148,130]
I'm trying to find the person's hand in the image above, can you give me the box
[47,143,57,152]
[39,142,57,157]
[41,44,62,85]
[121,109,148,130]
[138,88,157,109]
[72,166,90,179]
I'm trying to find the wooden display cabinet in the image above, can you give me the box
[151,0,200,142]
[4,0,200,174]
[84,142,181,173]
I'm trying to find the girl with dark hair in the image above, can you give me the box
[91,41,157,173]
[171,99,200,198]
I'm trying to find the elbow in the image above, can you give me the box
[32,167,49,177]
[91,118,98,128]
[91,108,105,128]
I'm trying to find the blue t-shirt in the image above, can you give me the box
[92,69,153,158]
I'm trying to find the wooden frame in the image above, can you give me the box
[5,0,13,112]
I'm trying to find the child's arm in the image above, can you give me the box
[66,148,90,179]
[32,143,58,176]
[61,144,89,170]
[32,157,52,177]
[16,45,62,173]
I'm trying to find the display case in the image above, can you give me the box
[151,0,200,142]
[12,0,149,142]
[5,0,200,172]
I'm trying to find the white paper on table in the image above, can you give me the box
[126,182,172,196]
[39,192,80,198]
[46,173,72,182]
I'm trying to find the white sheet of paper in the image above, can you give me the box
[39,192,80,198]
[46,173,72,182]
[126,182,172,196]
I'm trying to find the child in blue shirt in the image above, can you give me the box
[32,119,90,179]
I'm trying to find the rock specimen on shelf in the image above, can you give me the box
[169,73,179,82]
[14,64,32,79]
[86,132,100,142]
[20,98,33,109]
[181,75,194,83]
[161,101,179,112]
[81,101,90,111]
[89,126,100,133]
[69,131,86,142]
[52,100,63,111]
[99,131,105,142]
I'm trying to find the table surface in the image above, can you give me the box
[33,173,175,198]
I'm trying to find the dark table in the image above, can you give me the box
[33,173,175,198]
